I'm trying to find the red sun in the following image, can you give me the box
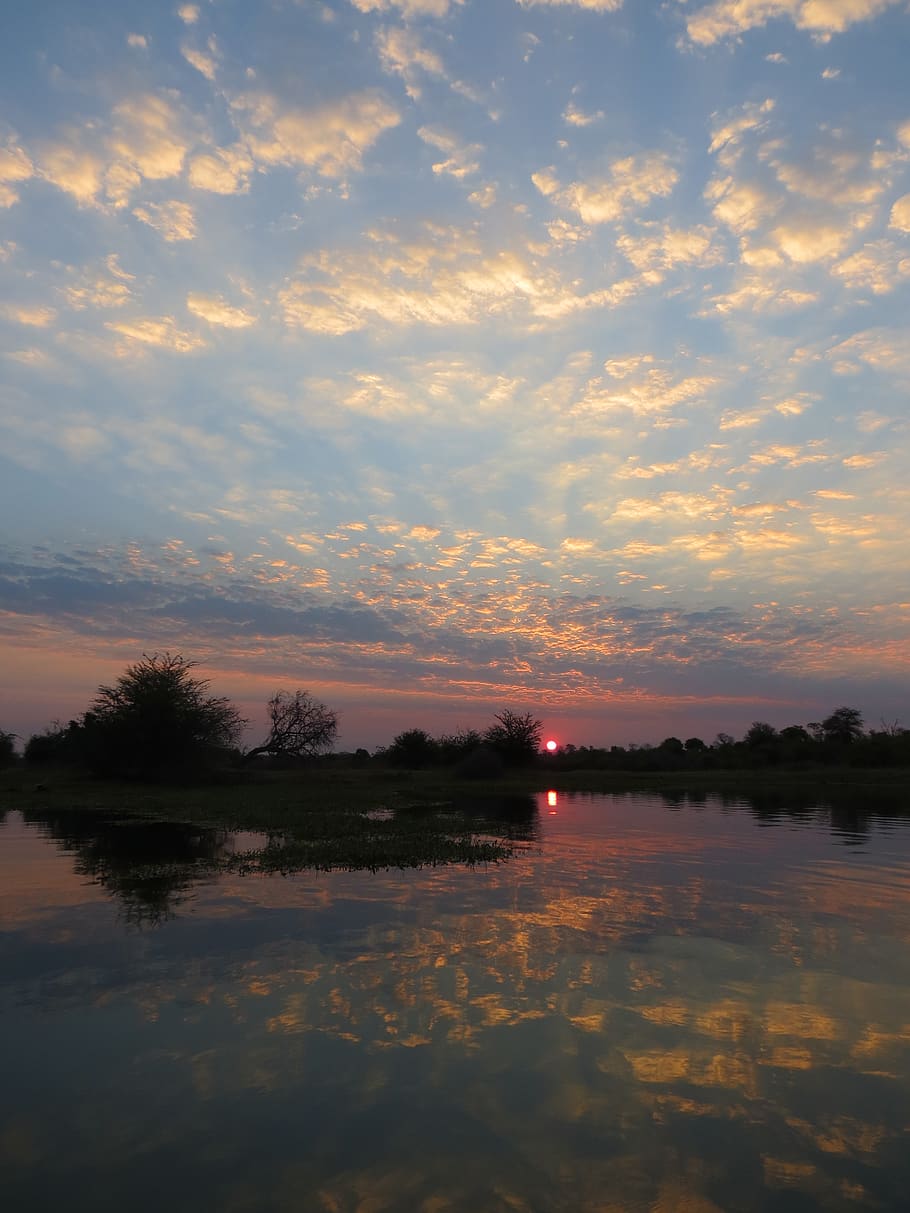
[545,739,558,752]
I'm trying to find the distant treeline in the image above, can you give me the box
[1,654,908,779]
[365,705,910,773]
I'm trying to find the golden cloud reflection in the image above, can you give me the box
[2,796,909,1211]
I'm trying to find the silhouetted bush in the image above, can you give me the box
[79,653,245,780]
[454,744,505,781]
[0,729,17,769]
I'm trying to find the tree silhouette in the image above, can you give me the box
[82,653,245,778]
[821,706,864,745]
[483,710,543,766]
[245,689,338,762]
[0,729,16,769]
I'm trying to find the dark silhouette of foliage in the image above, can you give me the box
[81,653,245,779]
[821,706,864,745]
[386,728,439,768]
[483,710,543,766]
[745,721,778,747]
[246,689,338,762]
[437,729,483,764]
[453,744,505,780]
[24,720,83,766]
[0,729,16,769]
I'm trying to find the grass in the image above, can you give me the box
[0,766,527,871]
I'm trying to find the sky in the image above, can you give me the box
[1,0,908,752]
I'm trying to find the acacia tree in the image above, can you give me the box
[82,653,245,778]
[821,706,864,745]
[245,690,338,762]
[483,709,543,766]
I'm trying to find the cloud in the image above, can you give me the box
[105,92,192,194]
[704,274,818,314]
[563,102,605,127]
[708,99,775,166]
[278,225,641,334]
[705,177,781,234]
[35,91,193,208]
[231,89,400,179]
[533,152,677,224]
[418,125,481,177]
[468,183,497,208]
[127,33,148,49]
[60,257,134,310]
[132,199,196,240]
[617,223,719,275]
[188,144,253,193]
[177,4,200,23]
[827,328,910,377]
[517,0,623,11]
[375,25,447,95]
[572,362,719,419]
[187,293,256,328]
[686,0,900,47]
[350,0,459,15]
[106,316,205,352]
[1,304,56,326]
[832,240,910,294]
[34,139,106,206]
[889,193,910,232]
[181,38,220,81]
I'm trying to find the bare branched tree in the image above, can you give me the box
[246,690,338,762]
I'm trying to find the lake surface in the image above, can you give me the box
[1,791,909,1212]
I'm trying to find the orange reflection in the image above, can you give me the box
[547,790,558,811]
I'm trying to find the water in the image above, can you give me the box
[1,791,909,1212]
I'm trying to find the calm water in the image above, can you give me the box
[1,792,909,1212]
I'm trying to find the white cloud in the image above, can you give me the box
[127,33,148,48]
[771,217,851,262]
[187,293,256,328]
[828,328,910,377]
[617,222,719,274]
[686,0,900,47]
[106,315,205,352]
[533,152,677,224]
[35,140,106,206]
[706,273,818,313]
[517,0,623,11]
[350,0,459,15]
[60,256,134,310]
[0,141,33,207]
[468,183,497,208]
[177,4,200,24]
[563,102,605,127]
[418,126,481,177]
[374,25,447,97]
[1,304,57,327]
[889,193,910,232]
[232,89,400,179]
[278,225,635,334]
[708,99,774,165]
[188,144,253,194]
[106,92,191,190]
[832,240,910,293]
[181,39,220,81]
[132,199,196,241]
